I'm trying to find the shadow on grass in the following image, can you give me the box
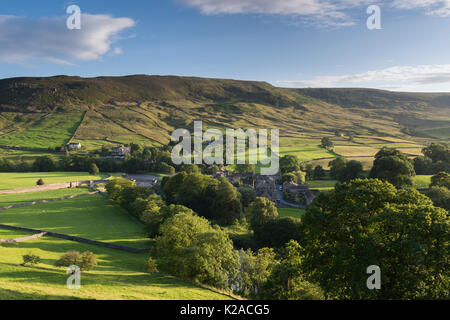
[0,287,87,300]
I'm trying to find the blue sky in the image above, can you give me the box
[1,0,450,91]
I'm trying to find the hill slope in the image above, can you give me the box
[0,75,448,151]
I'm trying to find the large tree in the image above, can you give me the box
[430,171,450,189]
[279,155,301,174]
[422,143,450,163]
[369,148,415,188]
[246,197,278,234]
[301,179,449,299]
[259,241,324,300]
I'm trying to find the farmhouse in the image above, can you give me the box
[66,142,81,150]
[111,145,131,158]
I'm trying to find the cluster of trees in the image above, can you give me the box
[321,137,334,150]
[328,157,364,182]
[301,178,449,299]
[0,144,177,175]
[280,155,306,183]
[414,143,450,175]
[162,172,242,225]
[369,148,416,188]
[427,171,450,211]
[105,178,184,237]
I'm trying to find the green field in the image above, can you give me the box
[0,194,232,300]
[278,208,305,219]
[0,194,149,248]
[0,231,231,300]
[307,180,338,191]
[413,175,432,189]
[0,188,91,207]
[0,172,108,191]
[0,113,84,149]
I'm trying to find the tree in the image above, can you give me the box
[329,157,348,180]
[211,177,242,225]
[321,137,334,150]
[301,179,449,299]
[255,217,301,248]
[155,212,212,271]
[54,251,97,271]
[337,160,364,182]
[234,248,279,298]
[163,173,242,226]
[33,156,57,172]
[414,156,433,175]
[422,143,450,163]
[22,254,41,266]
[281,173,297,184]
[146,258,159,273]
[235,164,255,174]
[246,197,278,234]
[177,229,240,289]
[259,241,324,300]
[369,148,415,188]
[430,171,450,189]
[427,186,450,211]
[279,155,300,174]
[79,251,98,271]
[304,164,314,181]
[105,178,135,201]
[180,164,201,174]
[89,163,99,175]
[238,186,256,208]
[313,165,326,179]
[155,212,239,289]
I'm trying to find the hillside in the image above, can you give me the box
[0,75,448,156]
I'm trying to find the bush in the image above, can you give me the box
[89,163,100,175]
[22,254,41,266]
[37,178,45,186]
[146,257,159,273]
[79,251,98,271]
[55,251,80,267]
[54,251,98,271]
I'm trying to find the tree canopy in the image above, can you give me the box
[301,179,449,299]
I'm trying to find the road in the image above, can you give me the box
[275,185,306,209]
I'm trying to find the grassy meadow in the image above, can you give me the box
[0,187,232,300]
[277,208,305,220]
[0,193,150,248]
[0,172,108,191]
[0,188,91,207]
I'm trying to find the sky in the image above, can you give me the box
[1,0,450,92]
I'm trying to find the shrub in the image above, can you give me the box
[146,257,159,273]
[54,251,98,271]
[55,251,80,267]
[37,178,45,186]
[89,163,100,175]
[79,251,98,271]
[22,254,41,266]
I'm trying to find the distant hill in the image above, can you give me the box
[0,75,448,151]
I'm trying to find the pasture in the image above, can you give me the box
[277,208,305,220]
[0,188,91,207]
[0,193,231,300]
[0,172,108,191]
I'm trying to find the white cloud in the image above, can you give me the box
[277,64,450,91]
[0,14,135,65]
[178,0,374,26]
[179,0,450,26]
[393,0,450,17]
